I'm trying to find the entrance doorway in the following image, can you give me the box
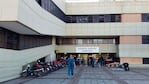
[56,53,119,66]
[80,54,88,65]
[78,54,99,65]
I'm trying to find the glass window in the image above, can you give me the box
[142,14,149,22]
[97,39,103,44]
[76,39,83,45]
[92,15,99,23]
[88,16,92,22]
[142,35,149,44]
[71,16,77,23]
[99,15,105,22]
[56,38,116,45]
[115,14,121,22]
[93,39,98,44]
[83,39,88,44]
[76,16,89,23]
[104,14,111,22]
[88,39,93,44]
[113,39,116,44]
[102,39,114,44]
[50,2,55,12]
[111,14,121,22]
[66,16,72,23]
[143,58,149,64]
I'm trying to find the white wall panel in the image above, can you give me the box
[0,0,18,21]
[66,2,149,14]
[66,23,149,36]
[119,44,149,58]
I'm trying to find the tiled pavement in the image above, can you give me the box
[2,65,149,84]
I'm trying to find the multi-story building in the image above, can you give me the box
[0,0,149,82]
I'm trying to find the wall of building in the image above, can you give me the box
[0,0,18,21]
[119,44,149,58]
[65,2,149,65]
[66,23,149,36]
[119,13,148,64]
[0,45,56,82]
[66,1,149,14]
[0,0,149,82]
[119,35,148,64]
[120,57,142,64]
[120,36,142,44]
[121,14,141,22]
[17,0,65,36]
[0,0,65,36]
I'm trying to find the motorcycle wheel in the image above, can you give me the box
[21,72,27,77]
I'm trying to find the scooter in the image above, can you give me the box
[20,64,33,77]
[32,63,45,77]
[123,63,129,71]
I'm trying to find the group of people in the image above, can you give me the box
[88,56,105,67]
[66,54,106,78]
[98,56,106,66]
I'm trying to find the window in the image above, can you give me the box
[66,16,72,23]
[88,39,93,44]
[104,14,111,22]
[88,16,92,22]
[67,14,121,23]
[0,28,6,48]
[111,14,121,22]
[97,39,103,44]
[93,39,98,44]
[143,58,149,64]
[142,35,149,44]
[71,16,77,23]
[92,15,100,23]
[76,39,83,45]
[115,14,121,22]
[102,39,114,44]
[142,13,149,22]
[76,16,89,23]
[99,15,105,22]
[56,38,116,45]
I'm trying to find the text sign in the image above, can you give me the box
[76,47,99,53]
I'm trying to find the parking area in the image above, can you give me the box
[2,65,149,84]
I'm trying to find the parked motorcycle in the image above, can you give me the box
[20,64,33,77]
[123,62,129,71]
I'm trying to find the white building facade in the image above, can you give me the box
[0,0,149,82]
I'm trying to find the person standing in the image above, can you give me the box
[91,57,95,67]
[67,54,76,78]
[98,56,105,66]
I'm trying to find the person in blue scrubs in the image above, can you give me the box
[67,54,76,78]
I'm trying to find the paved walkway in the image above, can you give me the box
[2,65,149,84]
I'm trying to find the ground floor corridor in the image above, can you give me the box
[2,65,149,84]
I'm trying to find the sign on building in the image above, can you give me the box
[76,47,99,53]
